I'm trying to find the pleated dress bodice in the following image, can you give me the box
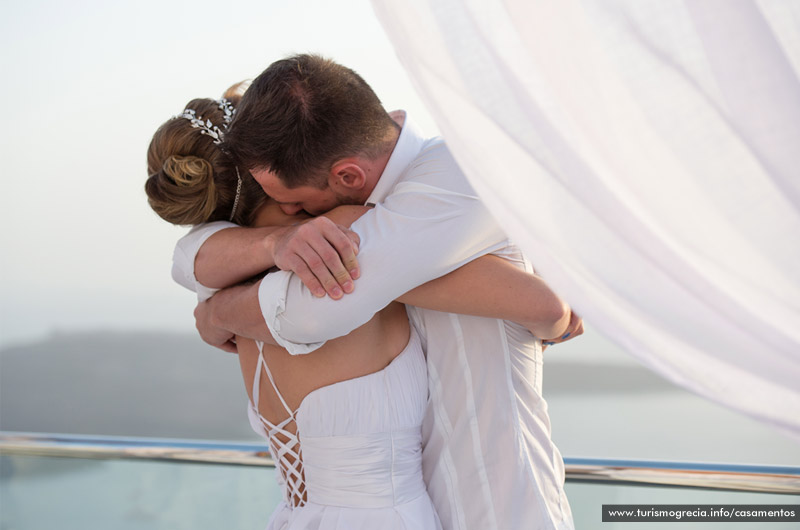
[247,327,441,530]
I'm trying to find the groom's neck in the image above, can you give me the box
[354,125,401,203]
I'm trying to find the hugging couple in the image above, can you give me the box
[146,53,582,530]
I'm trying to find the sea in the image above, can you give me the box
[1,328,798,529]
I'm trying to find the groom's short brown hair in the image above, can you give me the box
[226,54,399,189]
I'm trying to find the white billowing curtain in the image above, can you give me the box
[371,0,800,437]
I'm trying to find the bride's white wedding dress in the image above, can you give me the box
[247,327,442,530]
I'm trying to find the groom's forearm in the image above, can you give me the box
[198,280,276,345]
[258,195,507,353]
[195,227,280,289]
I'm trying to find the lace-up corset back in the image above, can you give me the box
[250,352,307,507]
[247,328,430,512]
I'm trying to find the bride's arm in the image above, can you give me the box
[397,255,572,341]
[191,205,571,340]
[311,208,572,339]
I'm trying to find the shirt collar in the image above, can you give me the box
[365,111,426,206]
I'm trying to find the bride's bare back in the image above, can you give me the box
[235,297,410,508]
[237,300,410,427]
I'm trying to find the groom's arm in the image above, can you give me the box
[193,280,274,351]
[186,207,369,349]
[251,153,508,354]
[194,186,506,352]
[195,143,508,353]
[176,211,362,297]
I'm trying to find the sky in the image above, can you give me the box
[0,0,441,348]
[2,0,796,458]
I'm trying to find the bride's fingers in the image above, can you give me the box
[567,313,584,339]
[543,312,584,346]
[572,318,584,338]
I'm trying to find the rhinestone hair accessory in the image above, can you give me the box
[174,99,240,220]
[176,98,235,145]
[176,109,225,145]
[218,98,235,126]
[229,166,243,221]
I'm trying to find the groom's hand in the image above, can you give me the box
[268,217,360,300]
[194,299,238,354]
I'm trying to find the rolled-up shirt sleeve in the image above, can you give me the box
[172,221,238,303]
[258,180,509,354]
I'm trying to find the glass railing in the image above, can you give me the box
[2,431,799,529]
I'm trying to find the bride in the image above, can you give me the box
[145,84,575,529]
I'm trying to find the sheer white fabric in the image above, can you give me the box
[372,0,800,436]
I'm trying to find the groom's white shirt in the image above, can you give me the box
[173,113,573,530]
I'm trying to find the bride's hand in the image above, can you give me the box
[542,311,584,347]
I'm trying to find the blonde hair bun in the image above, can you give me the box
[147,155,217,225]
[146,85,267,226]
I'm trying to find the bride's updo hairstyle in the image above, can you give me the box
[146,82,266,226]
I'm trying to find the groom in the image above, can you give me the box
[194,54,577,530]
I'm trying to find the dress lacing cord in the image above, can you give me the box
[252,349,307,507]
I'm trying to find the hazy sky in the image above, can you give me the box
[3,1,795,459]
[0,0,440,347]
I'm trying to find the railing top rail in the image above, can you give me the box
[2,431,798,494]
[0,431,274,467]
[565,456,800,476]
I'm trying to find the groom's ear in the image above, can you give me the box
[328,159,367,191]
